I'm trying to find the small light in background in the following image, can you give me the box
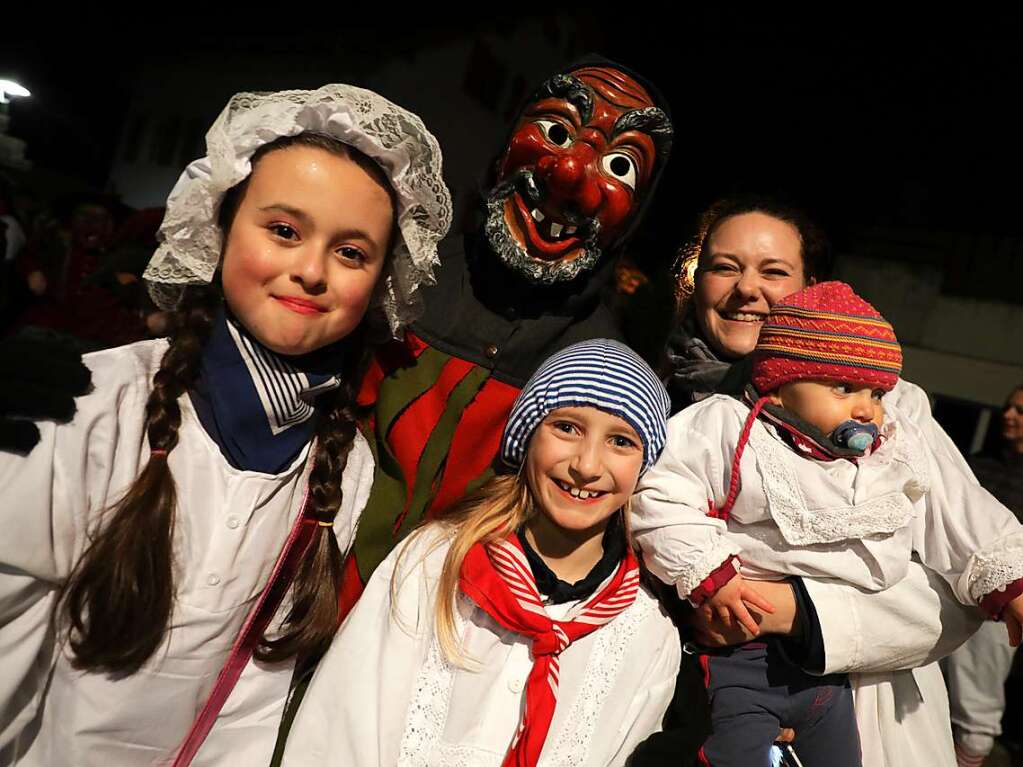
[0,79,33,169]
[0,80,31,104]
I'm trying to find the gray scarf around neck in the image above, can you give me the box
[664,312,752,414]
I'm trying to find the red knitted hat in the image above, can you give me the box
[751,281,902,394]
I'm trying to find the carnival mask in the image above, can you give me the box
[486,65,672,284]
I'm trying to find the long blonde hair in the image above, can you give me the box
[396,470,637,666]
[391,472,533,665]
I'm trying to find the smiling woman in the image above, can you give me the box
[666,194,832,411]
[689,196,831,359]
[695,212,806,359]
[659,194,1011,767]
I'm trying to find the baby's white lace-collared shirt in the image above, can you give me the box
[633,390,1023,606]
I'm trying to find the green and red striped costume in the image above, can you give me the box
[337,235,622,617]
[338,331,519,614]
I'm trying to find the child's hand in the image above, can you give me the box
[705,574,776,637]
[1003,595,1023,647]
[689,580,798,647]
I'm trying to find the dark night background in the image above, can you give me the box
[6,15,1021,248]
[3,12,1023,426]
[2,14,1023,761]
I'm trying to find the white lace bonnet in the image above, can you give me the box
[143,84,453,334]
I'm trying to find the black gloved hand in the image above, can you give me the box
[0,332,91,453]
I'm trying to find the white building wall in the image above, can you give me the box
[834,253,1023,407]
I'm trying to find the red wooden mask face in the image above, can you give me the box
[486,66,671,284]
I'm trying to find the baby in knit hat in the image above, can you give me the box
[632,281,1023,767]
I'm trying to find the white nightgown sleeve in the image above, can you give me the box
[632,398,742,599]
[0,344,149,749]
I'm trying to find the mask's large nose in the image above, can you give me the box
[535,143,602,219]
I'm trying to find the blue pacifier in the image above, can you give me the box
[831,420,879,454]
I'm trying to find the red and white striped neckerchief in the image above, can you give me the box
[458,533,641,767]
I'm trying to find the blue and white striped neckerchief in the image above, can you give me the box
[191,309,344,474]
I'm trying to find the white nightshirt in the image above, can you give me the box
[281,526,682,767]
[0,339,374,766]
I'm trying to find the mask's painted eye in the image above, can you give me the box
[534,119,572,149]
[601,152,638,190]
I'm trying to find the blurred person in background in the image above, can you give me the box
[13,193,147,349]
[944,384,1023,767]
[0,175,29,329]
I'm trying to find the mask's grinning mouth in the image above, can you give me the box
[484,168,603,284]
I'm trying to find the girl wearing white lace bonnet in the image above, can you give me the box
[0,85,450,765]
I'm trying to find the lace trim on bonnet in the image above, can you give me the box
[143,84,453,336]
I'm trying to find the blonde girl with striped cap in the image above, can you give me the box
[282,338,682,767]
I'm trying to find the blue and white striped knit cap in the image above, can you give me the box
[501,339,671,474]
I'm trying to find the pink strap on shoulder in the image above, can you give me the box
[171,501,320,766]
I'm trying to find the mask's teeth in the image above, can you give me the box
[531,208,545,222]
[550,222,563,238]
[565,225,577,235]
